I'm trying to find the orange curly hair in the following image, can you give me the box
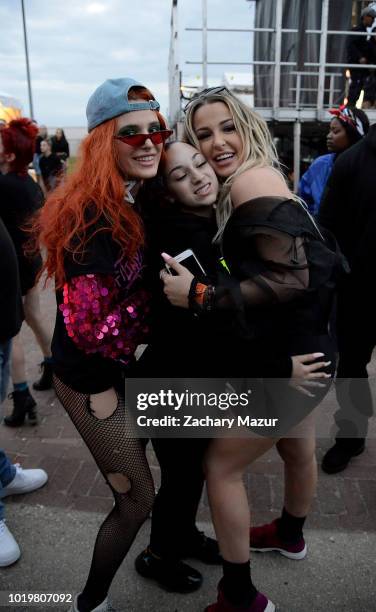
[34,87,167,288]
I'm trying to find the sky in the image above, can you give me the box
[0,0,254,127]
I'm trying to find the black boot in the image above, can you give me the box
[321,438,365,474]
[135,547,203,593]
[180,531,222,565]
[4,389,38,427]
[33,360,54,391]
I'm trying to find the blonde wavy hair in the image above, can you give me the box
[183,88,294,240]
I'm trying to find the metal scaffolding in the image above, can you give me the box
[168,0,376,188]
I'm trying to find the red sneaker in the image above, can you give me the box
[250,519,307,560]
[205,580,275,612]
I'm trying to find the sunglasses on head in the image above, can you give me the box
[114,129,173,148]
[183,86,231,113]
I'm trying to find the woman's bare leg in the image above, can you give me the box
[205,436,276,562]
[10,332,27,384]
[23,287,52,357]
[276,415,317,517]
[54,380,154,611]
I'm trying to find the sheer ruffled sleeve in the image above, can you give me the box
[59,273,150,364]
[213,226,309,310]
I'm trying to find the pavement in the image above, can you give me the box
[0,284,375,611]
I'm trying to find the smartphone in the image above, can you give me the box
[165,248,206,276]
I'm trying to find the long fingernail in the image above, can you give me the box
[313,353,324,357]
[324,361,331,365]
[161,252,171,260]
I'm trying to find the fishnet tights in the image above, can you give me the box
[54,376,154,611]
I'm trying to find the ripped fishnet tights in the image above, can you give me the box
[54,375,154,611]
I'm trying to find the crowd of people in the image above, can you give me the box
[33,124,69,195]
[0,119,50,567]
[0,76,374,612]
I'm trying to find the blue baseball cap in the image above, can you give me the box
[86,77,160,132]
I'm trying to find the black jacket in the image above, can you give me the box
[347,24,371,65]
[319,124,376,280]
[139,205,227,377]
[0,172,44,295]
[0,218,23,343]
[51,137,70,161]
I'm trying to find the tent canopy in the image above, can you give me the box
[0,92,22,123]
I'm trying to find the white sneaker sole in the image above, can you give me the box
[251,543,307,560]
[1,472,48,498]
[0,549,21,567]
[0,523,21,567]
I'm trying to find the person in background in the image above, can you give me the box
[299,106,369,215]
[279,154,294,191]
[35,124,48,152]
[0,118,53,427]
[51,128,70,163]
[33,124,48,190]
[363,24,376,108]
[0,216,47,567]
[346,6,376,106]
[39,139,64,193]
[319,116,376,474]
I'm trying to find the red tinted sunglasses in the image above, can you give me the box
[114,129,173,148]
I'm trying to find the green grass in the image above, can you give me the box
[67,157,77,175]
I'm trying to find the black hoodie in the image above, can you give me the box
[139,204,230,377]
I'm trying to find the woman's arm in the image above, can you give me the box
[162,224,309,310]
[161,256,329,381]
[229,169,309,302]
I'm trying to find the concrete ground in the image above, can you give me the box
[1,506,375,611]
[0,284,375,611]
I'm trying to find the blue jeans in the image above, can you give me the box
[0,450,16,521]
[0,339,12,405]
[32,153,41,176]
[0,339,16,520]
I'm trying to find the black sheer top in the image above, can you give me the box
[211,197,346,373]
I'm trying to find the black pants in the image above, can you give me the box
[348,69,369,105]
[334,295,376,441]
[149,437,210,559]
[334,345,375,441]
[364,71,376,104]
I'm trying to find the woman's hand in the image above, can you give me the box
[160,253,194,309]
[290,352,332,397]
